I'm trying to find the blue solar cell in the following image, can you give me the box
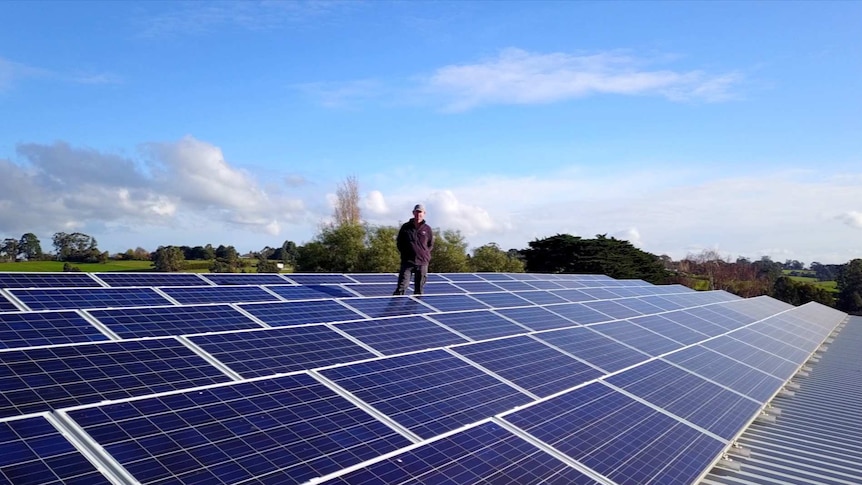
[732,326,810,363]
[0,414,113,484]
[662,310,728,336]
[701,335,800,380]
[9,287,173,311]
[87,304,263,339]
[664,345,784,403]
[0,339,232,418]
[502,382,726,485]
[189,326,378,378]
[495,306,579,331]
[427,310,528,341]
[265,284,356,300]
[202,273,290,285]
[0,311,109,349]
[554,280,588,289]
[474,273,515,281]
[415,294,489,312]
[545,303,611,325]
[238,300,364,327]
[335,315,467,355]
[606,359,762,440]
[515,290,569,305]
[615,297,670,315]
[469,292,532,308]
[0,273,100,289]
[491,280,536,292]
[420,282,467,294]
[159,285,280,304]
[320,349,532,439]
[452,336,604,397]
[64,373,413,485]
[95,272,208,287]
[449,281,501,293]
[439,273,484,282]
[340,296,433,319]
[685,306,751,330]
[0,294,18,312]
[550,289,595,302]
[425,273,449,283]
[534,327,650,372]
[577,287,621,300]
[639,294,687,311]
[525,279,565,290]
[343,283,398,297]
[627,314,710,345]
[582,300,642,319]
[588,320,683,356]
[283,273,354,284]
[322,421,601,485]
[345,273,396,283]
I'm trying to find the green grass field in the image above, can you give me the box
[0,260,260,273]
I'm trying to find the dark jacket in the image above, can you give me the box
[397,219,434,265]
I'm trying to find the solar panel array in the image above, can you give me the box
[0,271,846,485]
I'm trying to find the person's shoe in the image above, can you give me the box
[392,290,404,296]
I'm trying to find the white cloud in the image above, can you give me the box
[364,190,389,215]
[836,211,862,229]
[425,48,742,111]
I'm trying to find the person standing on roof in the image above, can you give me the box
[393,204,434,295]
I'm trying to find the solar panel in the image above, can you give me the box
[0,310,109,350]
[238,300,364,327]
[474,273,515,281]
[202,273,289,285]
[345,273,396,283]
[701,335,800,380]
[545,303,612,325]
[685,305,750,330]
[551,289,595,302]
[414,294,488,312]
[159,285,280,304]
[639,294,687,311]
[605,359,762,440]
[577,287,621,300]
[0,293,19,312]
[627,314,710,345]
[451,336,604,397]
[0,338,232,419]
[661,310,728,336]
[62,373,413,485]
[491,280,537,292]
[343,283,398,297]
[439,273,484,282]
[534,327,650,372]
[340,296,433,319]
[86,304,263,339]
[495,306,580,331]
[320,421,602,485]
[0,272,100,289]
[419,282,468,294]
[0,414,115,484]
[732,325,811,363]
[9,287,173,311]
[501,382,726,485]
[515,290,570,305]
[588,320,683,356]
[335,315,468,355]
[525,279,565,289]
[451,281,504,293]
[427,310,529,341]
[319,349,533,439]
[188,325,378,378]
[283,273,354,284]
[582,300,643,320]
[94,272,208,287]
[469,292,532,308]
[663,345,784,403]
[613,296,667,315]
[265,284,356,300]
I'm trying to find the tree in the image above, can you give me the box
[521,234,668,283]
[18,233,42,260]
[256,258,280,273]
[771,276,834,307]
[358,225,399,272]
[333,175,361,226]
[296,223,366,272]
[52,232,100,263]
[836,259,862,314]
[210,245,242,273]
[470,243,525,273]
[151,246,186,272]
[1,238,18,262]
[429,229,469,273]
[272,240,298,269]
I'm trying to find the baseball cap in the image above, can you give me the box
[413,204,425,212]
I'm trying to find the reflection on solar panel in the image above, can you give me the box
[159,285,279,304]
[0,338,231,418]
[9,287,172,311]
[0,294,18,312]
[545,302,612,325]
[502,382,726,485]
[63,373,413,485]
[0,272,100,289]
[0,414,114,484]
[321,421,602,485]
[427,310,528,340]
[701,335,799,380]
[605,359,761,440]
[202,273,289,285]
[627,314,710,345]
[94,272,207,287]
[265,284,356,300]
[188,325,377,378]
[341,296,432,319]
[0,310,109,349]
[495,306,579,331]
[414,294,488,312]
[283,273,354,284]
[336,315,467,355]
[86,304,262,339]
[343,283,397,297]
[320,349,532,439]
[582,300,643,320]
[238,300,363,327]
[535,327,650,372]
[452,336,604,397]
[588,320,682,356]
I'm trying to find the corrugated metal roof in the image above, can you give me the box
[702,315,862,485]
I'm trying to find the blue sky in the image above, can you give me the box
[1,1,860,264]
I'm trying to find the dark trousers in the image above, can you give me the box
[393,263,428,295]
